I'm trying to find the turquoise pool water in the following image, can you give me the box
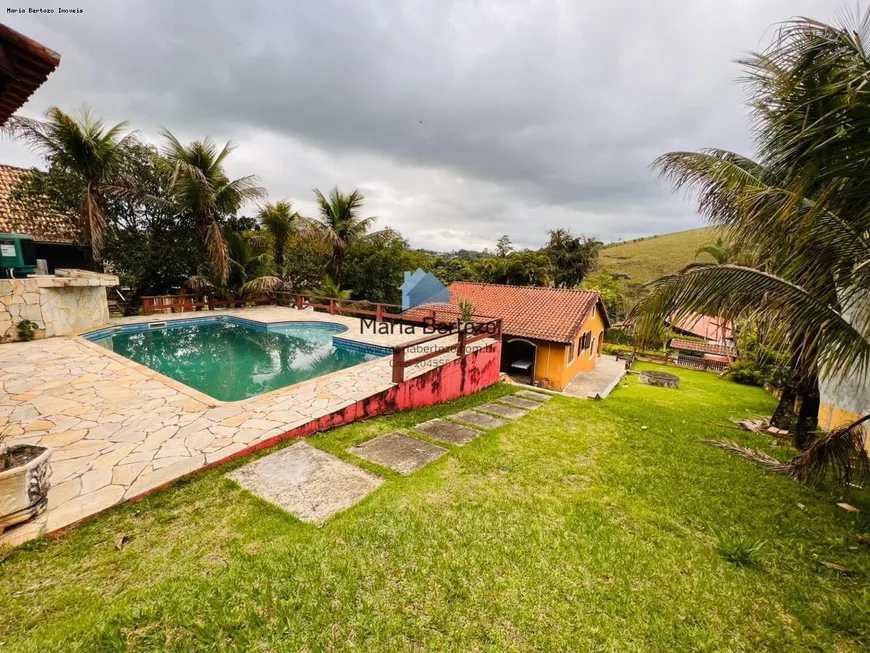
[85,318,389,402]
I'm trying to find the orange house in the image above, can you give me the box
[442,283,610,391]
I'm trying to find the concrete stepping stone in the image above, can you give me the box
[227,442,382,523]
[475,402,528,420]
[413,419,483,446]
[498,395,543,410]
[348,432,446,475]
[516,390,552,402]
[448,410,508,430]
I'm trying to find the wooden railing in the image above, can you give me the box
[390,318,502,383]
[618,350,728,374]
[141,295,273,316]
[287,293,405,321]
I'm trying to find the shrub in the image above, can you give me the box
[16,319,38,341]
[714,531,766,566]
[726,360,765,386]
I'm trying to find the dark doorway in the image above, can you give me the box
[502,339,537,385]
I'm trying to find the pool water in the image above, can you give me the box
[86,319,388,402]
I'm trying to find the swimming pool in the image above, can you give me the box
[83,317,391,402]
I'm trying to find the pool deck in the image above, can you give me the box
[0,307,471,546]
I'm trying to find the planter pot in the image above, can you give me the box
[0,445,52,533]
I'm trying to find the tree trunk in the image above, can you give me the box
[770,384,796,430]
[794,376,821,450]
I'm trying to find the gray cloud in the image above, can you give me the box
[0,0,840,250]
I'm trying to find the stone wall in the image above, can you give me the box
[0,270,117,342]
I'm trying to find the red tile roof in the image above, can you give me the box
[670,338,735,358]
[0,23,61,126]
[406,282,607,343]
[671,312,732,342]
[0,165,77,243]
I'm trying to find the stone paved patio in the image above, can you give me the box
[475,402,529,420]
[562,355,626,400]
[227,442,383,523]
[516,390,552,402]
[448,410,509,430]
[0,306,474,546]
[498,395,542,410]
[412,419,483,446]
[347,432,446,475]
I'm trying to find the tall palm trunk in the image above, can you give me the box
[794,375,821,450]
[770,384,796,430]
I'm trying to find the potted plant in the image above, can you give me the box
[0,425,52,533]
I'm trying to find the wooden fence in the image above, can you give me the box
[616,350,728,373]
[141,295,274,316]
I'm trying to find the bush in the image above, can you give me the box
[726,360,765,386]
[604,327,634,345]
[714,531,766,566]
[16,319,38,341]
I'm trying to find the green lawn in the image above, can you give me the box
[2,364,870,651]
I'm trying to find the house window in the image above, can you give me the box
[591,304,596,319]
[590,334,597,358]
[568,341,575,363]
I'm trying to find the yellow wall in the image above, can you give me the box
[518,303,607,390]
[819,403,870,454]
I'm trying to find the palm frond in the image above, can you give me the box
[205,221,230,284]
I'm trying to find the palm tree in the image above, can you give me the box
[633,10,870,483]
[257,200,297,276]
[310,186,392,284]
[2,106,136,269]
[161,130,266,283]
[695,239,731,265]
[314,275,352,300]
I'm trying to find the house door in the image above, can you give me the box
[502,339,537,385]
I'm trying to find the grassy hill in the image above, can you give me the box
[599,226,719,285]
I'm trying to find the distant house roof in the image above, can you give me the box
[671,338,736,358]
[406,282,608,344]
[0,23,61,126]
[614,311,733,343]
[0,165,77,243]
[671,312,733,342]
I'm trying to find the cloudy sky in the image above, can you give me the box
[1,0,840,251]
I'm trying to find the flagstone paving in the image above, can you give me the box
[347,432,446,475]
[474,402,529,420]
[448,410,509,430]
[227,442,383,523]
[0,306,482,546]
[497,395,542,410]
[412,419,483,446]
[516,390,552,402]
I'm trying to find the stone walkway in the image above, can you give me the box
[0,307,474,546]
[226,389,553,523]
[561,355,627,399]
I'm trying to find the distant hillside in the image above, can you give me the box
[598,227,719,286]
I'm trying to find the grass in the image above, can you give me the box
[600,226,718,285]
[2,364,870,651]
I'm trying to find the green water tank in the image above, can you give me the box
[0,234,38,277]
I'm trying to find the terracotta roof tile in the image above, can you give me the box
[0,23,61,126]
[0,165,77,243]
[406,282,606,343]
[671,338,735,357]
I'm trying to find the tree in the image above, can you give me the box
[545,229,601,288]
[633,9,870,482]
[495,235,513,258]
[161,130,266,283]
[695,239,731,265]
[310,186,392,284]
[343,234,419,304]
[257,200,297,276]
[581,270,622,320]
[3,106,136,269]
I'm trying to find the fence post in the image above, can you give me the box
[329,298,337,315]
[376,303,383,322]
[458,329,467,358]
[143,297,153,316]
[392,347,405,383]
